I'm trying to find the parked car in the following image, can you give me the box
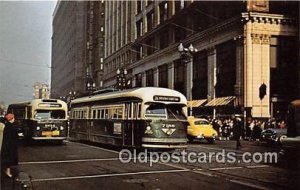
[261,128,287,145]
[187,117,218,143]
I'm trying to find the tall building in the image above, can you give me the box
[33,82,50,99]
[51,1,105,99]
[103,0,299,119]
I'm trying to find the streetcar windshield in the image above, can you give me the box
[166,104,186,120]
[145,104,166,119]
[145,103,186,120]
[34,110,66,120]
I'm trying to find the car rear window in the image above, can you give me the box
[194,120,209,125]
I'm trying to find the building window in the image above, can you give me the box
[146,69,154,86]
[147,0,154,6]
[146,11,154,32]
[145,37,155,56]
[135,73,142,87]
[159,64,168,88]
[193,50,208,99]
[174,60,185,95]
[159,1,168,23]
[139,46,143,59]
[216,41,236,97]
[136,20,143,38]
[137,0,142,14]
[159,28,169,50]
[270,36,298,100]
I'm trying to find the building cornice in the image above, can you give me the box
[241,12,297,25]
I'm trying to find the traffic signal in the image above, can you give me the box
[259,83,267,100]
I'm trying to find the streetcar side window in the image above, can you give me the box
[97,110,101,119]
[27,106,32,119]
[138,103,141,119]
[133,104,136,119]
[133,103,140,119]
[93,110,96,119]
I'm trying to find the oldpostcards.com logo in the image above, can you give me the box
[118,149,278,167]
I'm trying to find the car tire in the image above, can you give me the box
[278,135,287,145]
[188,136,194,143]
[207,138,214,144]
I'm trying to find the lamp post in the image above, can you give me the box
[178,43,197,116]
[87,81,96,94]
[67,90,76,108]
[116,68,128,90]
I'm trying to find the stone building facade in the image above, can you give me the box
[102,0,299,118]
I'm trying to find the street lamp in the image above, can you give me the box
[116,68,128,90]
[67,90,76,108]
[87,81,96,94]
[178,43,198,116]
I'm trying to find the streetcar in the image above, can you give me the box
[7,99,68,143]
[69,87,188,149]
[282,99,300,149]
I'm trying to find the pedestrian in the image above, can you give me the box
[233,117,243,150]
[1,113,19,179]
[0,117,5,148]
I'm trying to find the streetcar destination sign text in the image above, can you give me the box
[153,96,180,102]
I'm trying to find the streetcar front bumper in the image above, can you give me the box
[141,137,187,149]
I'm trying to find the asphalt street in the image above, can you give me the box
[4,140,299,190]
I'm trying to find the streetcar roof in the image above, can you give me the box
[71,87,187,105]
[8,99,68,110]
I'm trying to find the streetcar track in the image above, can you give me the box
[30,169,190,182]
[19,158,121,165]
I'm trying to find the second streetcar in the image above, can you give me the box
[69,87,188,149]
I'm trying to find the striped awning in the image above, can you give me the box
[205,96,235,107]
[187,99,207,108]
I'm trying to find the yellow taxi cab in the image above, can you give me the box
[187,117,218,143]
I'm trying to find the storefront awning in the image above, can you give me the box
[187,99,207,108]
[205,96,235,107]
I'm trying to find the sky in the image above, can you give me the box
[0,0,56,106]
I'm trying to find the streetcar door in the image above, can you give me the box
[123,103,141,146]
[123,103,133,146]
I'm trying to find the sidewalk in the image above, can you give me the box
[1,171,32,190]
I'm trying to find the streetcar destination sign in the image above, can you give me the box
[153,95,180,102]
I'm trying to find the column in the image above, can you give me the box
[168,62,174,89]
[260,35,270,118]
[235,36,244,107]
[244,30,270,118]
[142,71,146,87]
[153,67,159,87]
[132,75,136,88]
[207,47,216,101]
[186,56,193,102]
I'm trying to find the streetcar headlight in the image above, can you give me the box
[60,126,64,130]
[145,126,153,134]
[36,126,40,130]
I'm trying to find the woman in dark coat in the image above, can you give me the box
[1,113,18,178]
